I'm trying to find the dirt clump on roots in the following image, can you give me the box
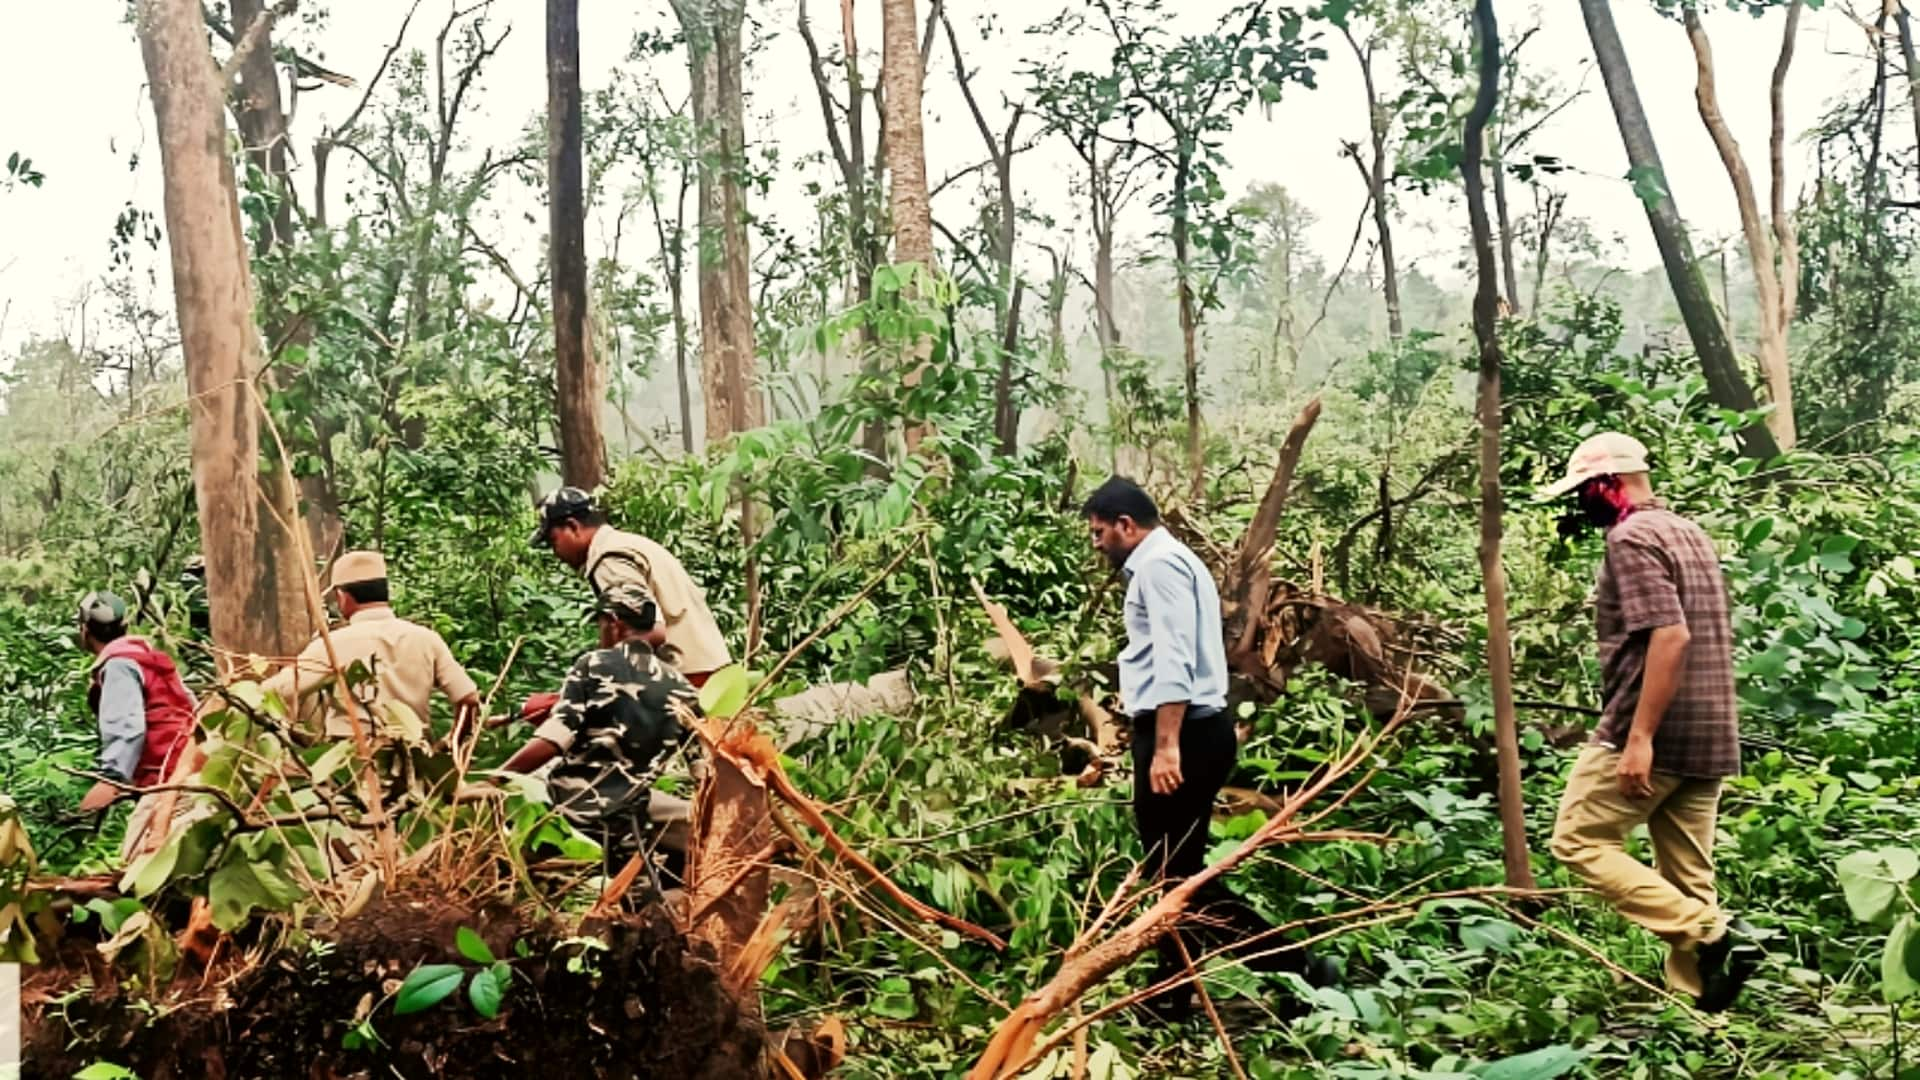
[22,891,766,1079]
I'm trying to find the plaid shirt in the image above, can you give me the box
[1591,502,1740,778]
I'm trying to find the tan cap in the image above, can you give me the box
[1536,432,1651,501]
[327,550,388,588]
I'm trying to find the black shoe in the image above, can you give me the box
[1695,918,1762,1013]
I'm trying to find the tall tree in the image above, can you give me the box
[1899,2,1920,166]
[1337,12,1405,341]
[1460,0,1536,893]
[547,0,608,486]
[1578,0,1780,459]
[1035,0,1319,501]
[944,7,1028,455]
[1679,1,1802,450]
[671,0,762,443]
[137,0,314,665]
[882,0,937,451]
[1239,182,1315,380]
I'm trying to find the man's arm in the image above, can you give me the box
[496,658,590,777]
[85,660,147,811]
[1618,623,1692,798]
[1140,561,1201,797]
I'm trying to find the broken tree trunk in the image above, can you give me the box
[1225,397,1322,669]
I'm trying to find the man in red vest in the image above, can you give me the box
[77,591,199,860]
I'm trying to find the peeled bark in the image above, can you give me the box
[1462,0,1536,893]
[138,0,313,666]
[547,0,608,486]
[1682,7,1797,450]
[883,0,936,451]
[1578,0,1779,460]
[675,0,762,444]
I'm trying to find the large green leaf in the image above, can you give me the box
[868,976,917,1020]
[208,852,306,931]
[468,963,509,1019]
[1472,1044,1586,1080]
[698,664,751,719]
[1886,915,1920,1003]
[394,963,465,1015]
[1839,848,1917,924]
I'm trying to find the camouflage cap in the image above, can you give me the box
[591,582,659,630]
[78,590,128,628]
[531,486,596,548]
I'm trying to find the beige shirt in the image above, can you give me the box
[262,606,479,739]
[584,526,731,675]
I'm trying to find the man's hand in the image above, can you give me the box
[1617,735,1656,799]
[1150,745,1184,796]
[79,780,123,814]
[521,692,560,724]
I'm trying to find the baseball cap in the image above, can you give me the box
[78,590,128,628]
[591,582,659,630]
[1535,432,1651,502]
[531,486,596,547]
[326,550,388,589]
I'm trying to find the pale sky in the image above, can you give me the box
[0,0,1877,360]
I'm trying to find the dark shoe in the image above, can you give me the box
[1695,918,1762,1013]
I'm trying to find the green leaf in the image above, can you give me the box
[1817,534,1860,574]
[1472,1044,1586,1080]
[1885,915,1920,1003]
[468,966,505,1018]
[394,963,466,1015]
[698,664,751,718]
[74,1065,142,1080]
[1626,165,1670,210]
[1460,916,1523,954]
[208,852,306,931]
[456,926,495,966]
[1838,848,1914,924]
[120,827,185,898]
[869,976,917,1020]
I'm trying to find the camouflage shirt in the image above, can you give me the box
[533,640,700,825]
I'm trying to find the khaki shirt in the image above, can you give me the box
[584,527,731,675]
[261,606,479,739]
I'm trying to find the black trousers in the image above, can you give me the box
[1132,705,1236,882]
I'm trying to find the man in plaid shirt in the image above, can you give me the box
[1538,432,1760,1012]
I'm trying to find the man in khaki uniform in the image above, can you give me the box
[262,550,480,744]
[530,487,731,685]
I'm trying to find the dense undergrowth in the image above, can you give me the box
[3,293,1918,1078]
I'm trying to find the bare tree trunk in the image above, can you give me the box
[1682,8,1797,450]
[1897,2,1920,173]
[1769,0,1803,438]
[138,0,312,666]
[676,0,762,445]
[1462,0,1536,893]
[1491,159,1521,310]
[1173,162,1205,504]
[883,0,935,452]
[1343,29,1403,342]
[1578,0,1779,460]
[548,0,608,486]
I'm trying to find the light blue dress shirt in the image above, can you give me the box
[1119,526,1229,715]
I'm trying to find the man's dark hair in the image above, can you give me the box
[340,579,390,605]
[88,620,128,644]
[575,509,609,529]
[1081,476,1161,527]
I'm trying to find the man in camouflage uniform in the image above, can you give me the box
[496,583,701,883]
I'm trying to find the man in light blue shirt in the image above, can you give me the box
[1084,476,1239,1016]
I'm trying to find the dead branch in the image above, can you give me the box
[1226,397,1322,667]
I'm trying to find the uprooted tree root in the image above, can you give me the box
[22,892,766,1079]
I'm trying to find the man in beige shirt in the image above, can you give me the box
[262,550,480,744]
[530,487,731,685]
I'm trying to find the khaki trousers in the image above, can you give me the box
[1550,745,1727,996]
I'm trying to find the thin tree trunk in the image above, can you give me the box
[548,0,607,486]
[994,281,1024,456]
[883,0,936,452]
[1491,158,1521,310]
[1683,8,1796,449]
[1173,163,1204,504]
[1897,2,1920,173]
[1344,30,1403,342]
[1578,0,1779,459]
[1528,189,1562,316]
[1769,0,1803,441]
[1462,0,1536,893]
[138,0,311,666]
[677,0,762,445]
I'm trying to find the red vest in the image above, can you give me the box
[92,636,199,786]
